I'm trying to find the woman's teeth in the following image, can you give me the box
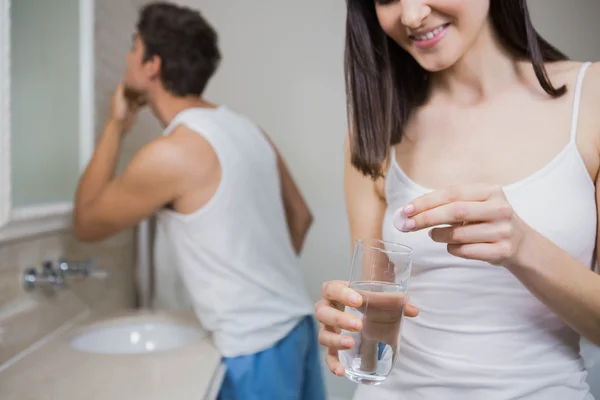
[414,25,447,41]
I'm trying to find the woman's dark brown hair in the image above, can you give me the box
[345,0,569,179]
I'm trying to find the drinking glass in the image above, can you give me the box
[339,238,412,385]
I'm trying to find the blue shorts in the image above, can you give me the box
[218,316,326,400]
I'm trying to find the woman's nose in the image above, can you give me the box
[400,0,431,29]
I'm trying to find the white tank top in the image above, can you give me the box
[355,62,596,400]
[157,106,313,357]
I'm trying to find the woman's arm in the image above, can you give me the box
[344,135,387,249]
[504,209,600,345]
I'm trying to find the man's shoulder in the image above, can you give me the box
[137,134,190,166]
[156,126,220,176]
[124,136,189,184]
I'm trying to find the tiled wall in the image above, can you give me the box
[0,0,158,365]
[95,0,162,168]
[0,232,136,364]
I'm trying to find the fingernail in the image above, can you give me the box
[349,319,359,330]
[403,219,416,232]
[403,204,415,215]
[393,208,408,231]
[341,338,352,348]
[349,293,361,305]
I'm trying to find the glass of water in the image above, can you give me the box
[339,238,412,385]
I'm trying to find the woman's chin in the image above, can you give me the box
[416,55,458,73]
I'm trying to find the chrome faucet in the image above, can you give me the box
[23,261,65,290]
[22,258,105,290]
[57,257,95,276]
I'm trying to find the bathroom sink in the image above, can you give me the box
[70,321,206,355]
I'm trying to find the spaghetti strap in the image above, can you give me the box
[570,62,592,142]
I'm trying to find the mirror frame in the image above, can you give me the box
[0,0,9,230]
[0,0,95,242]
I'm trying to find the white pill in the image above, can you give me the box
[392,207,409,231]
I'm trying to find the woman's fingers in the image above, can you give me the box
[317,279,419,378]
[326,349,346,377]
[405,184,499,216]
[322,280,363,308]
[404,302,419,317]
[315,299,362,331]
[429,221,513,244]
[318,327,355,351]
[402,200,508,232]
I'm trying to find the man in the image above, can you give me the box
[73,3,325,399]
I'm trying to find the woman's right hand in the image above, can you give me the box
[315,280,419,376]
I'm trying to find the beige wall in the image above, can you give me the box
[0,0,158,365]
[529,0,600,61]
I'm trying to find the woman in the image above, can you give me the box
[315,0,600,399]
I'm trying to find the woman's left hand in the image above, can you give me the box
[397,184,532,267]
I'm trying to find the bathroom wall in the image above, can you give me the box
[0,0,157,365]
[529,0,600,61]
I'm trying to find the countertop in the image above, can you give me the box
[0,309,224,400]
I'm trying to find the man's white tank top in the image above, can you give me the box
[356,62,596,399]
[157,106,313,357]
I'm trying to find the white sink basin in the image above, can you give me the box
[70,321,206,355]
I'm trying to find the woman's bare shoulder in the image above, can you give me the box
[581,61,600,97]
[544,60,600,87]
[582,62,600,157]
[537,60,600,179]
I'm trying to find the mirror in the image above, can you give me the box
[0,0,94,241]
[11,0,81,207]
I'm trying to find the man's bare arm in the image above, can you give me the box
[73,132,186,242]
[263,132,313,255]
